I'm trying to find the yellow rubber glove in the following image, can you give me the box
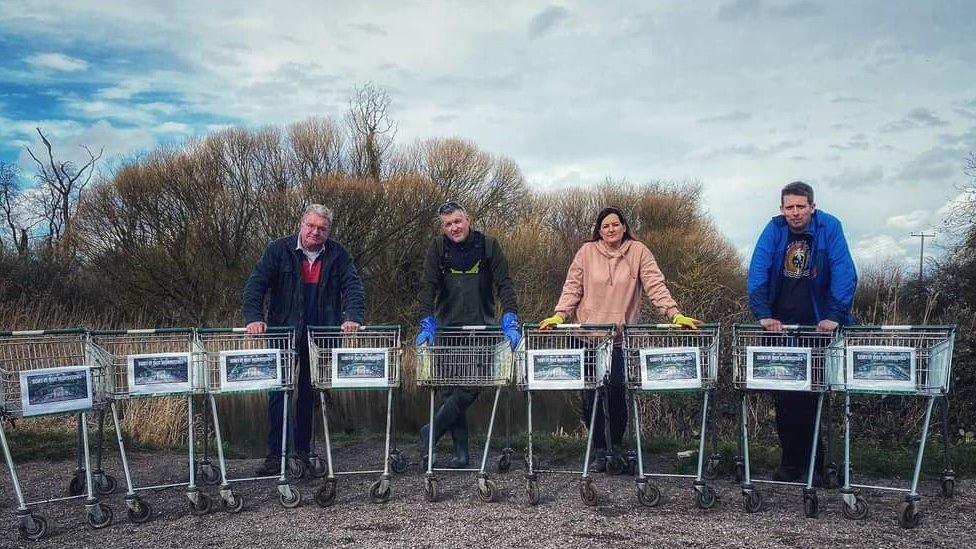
[671,312,702,330]
[539,313,564,330]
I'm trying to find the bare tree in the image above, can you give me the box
[345,83,396,181]
[0,161,28,254]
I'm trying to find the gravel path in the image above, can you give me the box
[0,440,972,548]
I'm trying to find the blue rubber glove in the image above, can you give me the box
[501,311,521,349]
[414,315,437,346]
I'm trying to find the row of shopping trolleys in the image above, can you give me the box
[0,323,956,539]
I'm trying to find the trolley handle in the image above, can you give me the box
[441,325,502,331]
[196,325,295,334]
[90,327,195,336]
[521,323,616,331]
[625,322,720,330]
[735,323,818,332]
[842,324,957,332]
[0,328,87,336]
[306,324,400,332]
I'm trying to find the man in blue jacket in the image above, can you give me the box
[747,181,857,482]
[244,204,365,475]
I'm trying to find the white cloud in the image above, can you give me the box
[885,209,930,229]
[25,52,88,72]
[851,234,910,264]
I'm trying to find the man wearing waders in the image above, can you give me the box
[747,181,857,484]
[415,200,521,467]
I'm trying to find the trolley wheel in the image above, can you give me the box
[279,486,302,509]
[703,457,719,481]
[898,501,920,529]
[825,465,840,490]
[941,478,955,498]
[127,498,153,523]
[286,456,307,480]
[695,486,717,510]
[803,494,819,519]
[309,456,328,479]
[580,480,598,507]
[497,454,512,474]
[199,462,221,486]
[842,495,869,520]
[222,492,245,514]
[424,477,439,503]
[315,480,337,508]
[477,479,498,503]
[743,490,763,513]
[606,455,626,476]
[96,474,118,495]
[636,482,661,507]
[18,515,48,541]
[68,474,86,496]
[626,457,637,477]
[87,502,113,529]
[526,479,540,506]
[369,480,391,504]
[189,492,212,516]
[390,452,409,474]
[733,461,745,483]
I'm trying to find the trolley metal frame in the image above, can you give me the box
[415,326,514,503]
[88,328,217,520]
[307,325,402,507]
[515,323,615,506]
[731,324,842,515]
[0,329,113,540]
[826,324,956,529]
[622,323,721,509]
[196,327,301,509]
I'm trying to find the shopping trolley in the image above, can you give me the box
[88,328,213,520]
[516,323,614,506]
[622,323,721,509]
[826,325,956,528]
[416,326,513,503]
[0,329,113,540]
[307,325,402,506]
[196,327,301,509]
[731,324,841,514]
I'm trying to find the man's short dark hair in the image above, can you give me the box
[781,181,814,205]
[437,200,466,216]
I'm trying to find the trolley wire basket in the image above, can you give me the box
[622,323,720,392]
[516,324,615,391]
[416,326,513,387]
[196,327,297,394]
[731,324,842,393]
[309,325,401,390]
[88,328,205,399]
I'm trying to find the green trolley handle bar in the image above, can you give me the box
[306,324,400,332]
[90,327,195,336]
[196,325,295,334]
[0,327,87,336]
[624,322,721,330]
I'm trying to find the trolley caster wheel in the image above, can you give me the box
[695,486,717,510]
[606,455,626,476]
[842,495,869,520]
[87,502,113,529]
[18,515,48,541]
[526,479,540,506]
[369,480,392,504]
[315,480,337,507]
[898,501,920,529]
[188,492,212,516]
[222,492,245,514]
[580,480,598,507]
[477,479,498,503]
[703,457,720,481]
[497,454,512,474]
[941,477,955,498]
[743,491,763,513]
[199,462,221,486]
[733,461,745,483]
[309,456,328,479]
[95,473,118,495]
[636,482,661,507]
[279,486,302,509]
[68,474,86,496]
[626,457,637,477]
[803,494,819,519]
[825,465,840,490]
[424,477,439,502]
[389,452,409,475]
[286,456,307,480]
[127,498,153,523]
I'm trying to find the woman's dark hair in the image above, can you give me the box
[591,207,635,242]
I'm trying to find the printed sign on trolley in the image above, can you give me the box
[640,347,702,390]
[331,347,388,388]
[19,365,93,417]
[127,352,193,395]
[527,348,585,390]
[746,346,812,391]
[846,345,916,393]
[219,348,282,391]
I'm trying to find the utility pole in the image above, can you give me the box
[910,232,935,279]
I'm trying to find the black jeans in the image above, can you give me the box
[774,391,824,473]
[266,344,314,457]
[581,347,626,451]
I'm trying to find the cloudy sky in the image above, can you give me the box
[1,0,974,271]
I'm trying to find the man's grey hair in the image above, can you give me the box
[301,203,334,225]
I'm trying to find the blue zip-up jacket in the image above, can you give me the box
[747,209,857,325]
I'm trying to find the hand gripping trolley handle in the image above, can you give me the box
[827,324,956,529]
[307,325,402,507]
[622,323,721,510]
[196,326,300,510]
[515,323,615,507]
[415,325,514,503]
[0,329,112,540]
[88,327,211,520]
[731,324,839,515]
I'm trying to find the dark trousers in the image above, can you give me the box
[267,345,314,457]
[775,391,824,472]
[435,386,480,431]
[582,347,626,451]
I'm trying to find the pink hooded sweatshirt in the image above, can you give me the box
[554,239,679,328]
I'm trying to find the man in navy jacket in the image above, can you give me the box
[243,204,365,475]
[747,181,857,482]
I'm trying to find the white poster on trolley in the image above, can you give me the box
[640,347,702,390]
[846,345,916,393]
[527,349,585,390]
[746,346,812,391]
[218,348,282,391]
[127,352,193,395]
[19,365,93,417]
[331,348,388,388]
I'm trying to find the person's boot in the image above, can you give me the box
[447,420,470,469]
[418,403,459,464]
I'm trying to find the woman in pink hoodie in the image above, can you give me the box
[540,206,701,472]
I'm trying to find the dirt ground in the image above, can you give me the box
[0,440,973,548]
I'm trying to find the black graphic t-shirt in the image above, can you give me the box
[773,233,816,324]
